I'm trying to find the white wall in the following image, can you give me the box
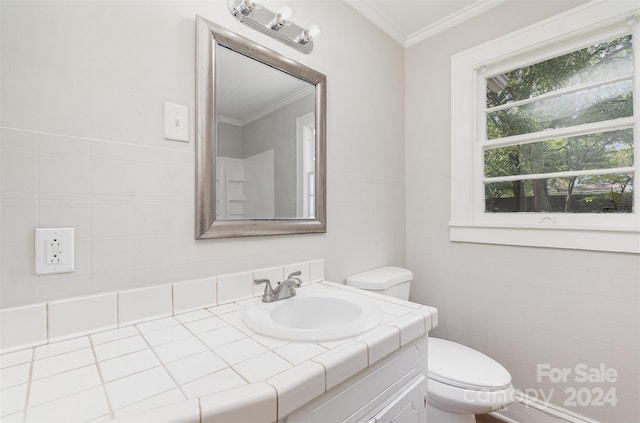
[405,2,639,423]
[0,1,406,307]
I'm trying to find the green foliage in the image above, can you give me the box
[484,35,635,213]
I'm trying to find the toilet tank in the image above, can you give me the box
[345,267,413,300]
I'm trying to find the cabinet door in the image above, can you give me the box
[367,376,426,423]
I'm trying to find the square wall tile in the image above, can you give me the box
[172,277,217,314]
[217,271,253,304]
[1,128,38,152]
[0,303,47,353]
[1,150,37,192]
[1,197,37,242]
[118,285,172,326]
[89,158,137,196]
[0,241,39,308]
[38,153,90,194]
[309,259,325,283]
[37,133,88,157]
[90,238,135,275]
[200,382,277,423]
[48,292,117,342]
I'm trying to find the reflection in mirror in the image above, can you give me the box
[216,46,316,219]
[196,16,326,239]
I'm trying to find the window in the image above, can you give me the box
[450,1,640,253]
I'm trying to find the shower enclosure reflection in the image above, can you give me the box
[215,46,316,219]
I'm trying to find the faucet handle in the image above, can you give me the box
[254,278,275,300]
[286,271,303,287]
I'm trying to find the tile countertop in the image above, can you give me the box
[0,282,437,423]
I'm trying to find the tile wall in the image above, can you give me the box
[0,260,325,353]
[0,0,406,308]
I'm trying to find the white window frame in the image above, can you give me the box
[450,0,640,254]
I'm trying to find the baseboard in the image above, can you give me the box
[486,391,601,423]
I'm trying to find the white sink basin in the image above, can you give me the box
[242,287,383,342]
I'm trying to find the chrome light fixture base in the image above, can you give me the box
[228,0,314,54]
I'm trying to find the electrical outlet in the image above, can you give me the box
[35,228,75,275]
[46,237,64,264]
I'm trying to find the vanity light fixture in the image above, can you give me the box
[227,0,319,54]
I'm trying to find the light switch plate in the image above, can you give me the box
[164,101,189,142]
[35,228,75,275]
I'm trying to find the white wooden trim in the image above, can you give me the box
[450,0,640,253]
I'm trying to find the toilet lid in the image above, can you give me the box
[428,338,512,391]
[346,267,413,290]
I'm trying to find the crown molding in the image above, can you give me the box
[345,0,407,46]
[406,0,507,47]
[346,0,508,48]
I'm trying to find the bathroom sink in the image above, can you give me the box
[242,287,383,342]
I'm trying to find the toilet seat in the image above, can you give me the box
[428,338,512,391]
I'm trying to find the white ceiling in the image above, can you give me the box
[345,0,507,47]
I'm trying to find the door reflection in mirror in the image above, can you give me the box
[216,46,315,219]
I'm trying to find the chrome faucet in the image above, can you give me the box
[254,271,303,303]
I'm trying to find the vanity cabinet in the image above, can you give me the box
[286,337,428,423]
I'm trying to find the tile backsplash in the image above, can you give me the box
[0,259,325,353]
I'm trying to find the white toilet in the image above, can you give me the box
[346,267,514,423]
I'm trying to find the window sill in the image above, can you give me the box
[449,223,640,254]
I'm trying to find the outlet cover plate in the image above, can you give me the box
[35,228,75,275]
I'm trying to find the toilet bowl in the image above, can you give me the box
[346,267,514,422]
[428,337,514,423]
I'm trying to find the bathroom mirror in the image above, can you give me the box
[196,16,326,239]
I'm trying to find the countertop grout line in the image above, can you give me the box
[89,335,115,420]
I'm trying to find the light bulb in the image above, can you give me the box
[268,6,295,30]
[297,24,321,44]
[229,0,256,17]
[279,6,294,22]
[307,23,321,38]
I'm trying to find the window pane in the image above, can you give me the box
[484,128,633,177]
[485,174,633,213]
[487,80,632,139]
[487,35,633,108]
